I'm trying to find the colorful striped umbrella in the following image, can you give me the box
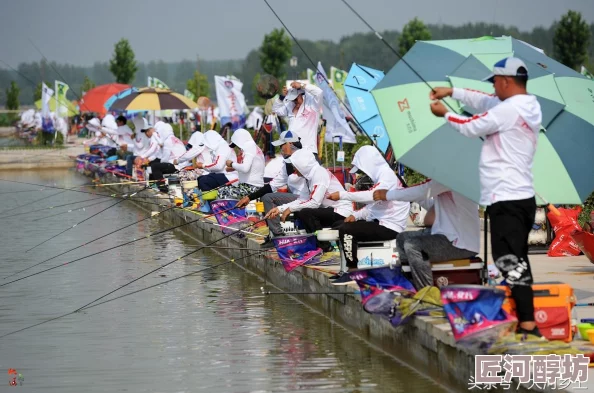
[107,87,198,111]
[371,36,594,205]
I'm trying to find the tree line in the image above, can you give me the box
[1,11,592,108]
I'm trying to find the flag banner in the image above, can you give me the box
[307,68,316,85]
[581,65,593,80]
[41,82,54,117]
[330,66,348,102]
[55,80,69,117]
[315,62,357,144]
[214,75,248,130]
[184,89,196,101]
[148,76,170,89]
[348,266,416,316]
[209,199,249,236]
[272,234,322,272]
[440,285,517,349]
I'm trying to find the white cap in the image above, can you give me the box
[483,57,528,83]
[132,117,150,132]
[285,88,305,101]
[271,130,301,146]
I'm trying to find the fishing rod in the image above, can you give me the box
[0,190,67,215]
[0,249,270,339]
[1,201,251,285]
[31,199,113,222]
[0,58,39,88]
[338,0,477,134]
[262,0,408,187]
[24,193,137,253]
[0,195,110,221]
[261,288,360,296]
[0,188,53,195]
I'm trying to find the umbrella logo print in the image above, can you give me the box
[398,98,410,112]
[372,126,385,139]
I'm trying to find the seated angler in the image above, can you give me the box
[147,122,187,193]
[235,131,309,248]
[196,130,238,192]
[174,131,209,182]
[218,128,265,199]
[373,179,480,291]
[327,146,410,285]
[265,149,353,251]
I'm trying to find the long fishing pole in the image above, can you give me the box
[262,0,408,187]
[24,194,137,253]
[0,249,269,339]
[0,195,110,221]
[0,59,39,88]
[31,199,113,222]
[1,202,250,285]
[0,188,53,196]
[0,190,67,215]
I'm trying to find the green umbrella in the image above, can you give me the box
[371,36,594,205]
[35,96,79,117]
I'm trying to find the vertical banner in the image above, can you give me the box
[581,65,593,80]
[214,75,247,130]
[148,76,169,89]
[307,68,316,85]
[330,66,348,102]
[41,82,54,117]
[55,81,69,117]
[184,89,196,101]
[315,62,357,144]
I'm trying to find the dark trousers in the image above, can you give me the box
[486,197,537,323]
[338,221,399,269]
[126,155,136,176]
[294,207,345,234]
[198,173,229,191]
[150,161,176,190]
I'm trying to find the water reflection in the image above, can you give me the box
[0,169,448,393]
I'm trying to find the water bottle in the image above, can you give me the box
[390,253,399,268]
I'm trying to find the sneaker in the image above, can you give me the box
[517,326,545,339]
[329,271,347,280]
[331,272,355,286]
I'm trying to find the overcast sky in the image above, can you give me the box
[1,0,593,66]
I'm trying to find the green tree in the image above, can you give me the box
[259,28,292,81]
[186,70,210,98]
[81,76,96,92]
[109,39,138,84]
[5,81,19,110]
[33,82,43,102]
[553,10,591,70]
[399,18,432,56]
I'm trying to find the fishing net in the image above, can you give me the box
[256,74,280,99]
[390,286,444,326]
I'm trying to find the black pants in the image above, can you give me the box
[198,173,229,191]
[294,207,345,244]
[486,197,536,323]
[150,161,176,191]
[338,221,399,269]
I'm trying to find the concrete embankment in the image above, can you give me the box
[88,172,593,393]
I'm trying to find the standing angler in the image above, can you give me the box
[429,57,543,338]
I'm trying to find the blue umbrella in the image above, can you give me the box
[344,64,391,155]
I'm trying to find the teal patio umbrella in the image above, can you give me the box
[371,36,594,205]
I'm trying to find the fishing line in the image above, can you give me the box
[31,199,113,222]
[0,190,67,215]
[1,204,250,284]
[0,189,53,195]
[0,59,39,88]
[262,0,408,187]
[24,195,134,253]
[0,196,108,220]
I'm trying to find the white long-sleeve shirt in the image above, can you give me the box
[229,129,265,187]
[338,146,409,233]
[272,84,323,154]
[277,149,352,217]
[387,180,480,254]
[445,88,542,206]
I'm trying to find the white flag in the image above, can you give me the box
[41,82,54,117]
[149,76,169,89]
[315,62,357,144]
[214,75,248,130]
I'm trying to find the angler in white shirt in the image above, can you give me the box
[218,128,265,200]
[327,146,410,284]
[196,130,238,191]
[429,56,542,337]
[175,131,209,182]
[235,131,309,247]
[272,81,323,157]
[265,148,353,248]
[142,122,186,193]
[373,180,479,290]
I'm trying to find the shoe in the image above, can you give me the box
[331,272,355,286]
[516,326,546,340]
[260,234,281,249]
[329,271,346,280]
